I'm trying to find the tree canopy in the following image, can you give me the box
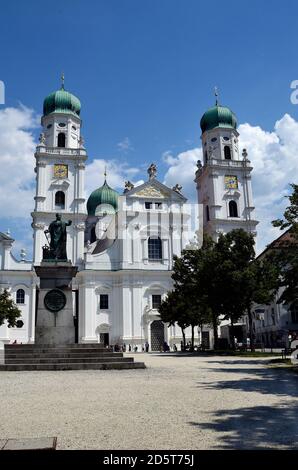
[0,289,22,327]
[159,228,279,351]
[272,183,298,305]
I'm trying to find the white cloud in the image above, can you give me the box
[0,106,38,218]
[1,105,296,256]
[85,158,141,196]
[117,137,134,153]
[163,114,298,253]
[238,114,298,252]
[163,148,202,200]
[0,106,142,217]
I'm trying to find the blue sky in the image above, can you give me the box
[1,0,298,256]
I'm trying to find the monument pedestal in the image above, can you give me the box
[34,262,78,346]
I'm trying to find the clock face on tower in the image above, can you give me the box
[54,164,68,179]
[225,175,238,189]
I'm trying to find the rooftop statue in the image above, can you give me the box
[147,163,157,180]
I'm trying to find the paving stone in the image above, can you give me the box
[3,437,57,450]
[0,440,8,450]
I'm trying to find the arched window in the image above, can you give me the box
[224,145,231,160]
[229,200,238,217]
[57,132,66,148]
[16,289,25,304]
[148,237,162,260]
[206,205,210,222]
[55,191,65,209]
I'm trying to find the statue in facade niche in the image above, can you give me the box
[39,133,46,145]
[208,145,214,159]
[79,136,85,148]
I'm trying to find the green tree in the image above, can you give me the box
[171,237,220,349]
[159,289,190,350]
[0,289,22,327]
[241,258,280,351]
[272,183,298,305]
[160,229,279,352]
[213,230,255,349]
[214,229,279,351]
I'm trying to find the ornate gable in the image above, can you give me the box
[133,185,167,199]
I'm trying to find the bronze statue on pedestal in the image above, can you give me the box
[43,213,72,261]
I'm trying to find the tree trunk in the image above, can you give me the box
[200,324,204,350]
[212,314,218,350]
[230,318,235,350]
[247,306,255,352]
[181,327,186,351]
[191,325,194,351]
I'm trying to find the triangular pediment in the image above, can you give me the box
[133,185,167,199]
[126,178,186,201]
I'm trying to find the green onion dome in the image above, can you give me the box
[87,179,119,216]
[43,86,81,117]
[200,104,237,134]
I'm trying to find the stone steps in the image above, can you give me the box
[5,351,124,358]
[2,344,145,371]
[5,343,105,349]
[5,356,133,364]
[0,362,145,371]
[5,347,107,353]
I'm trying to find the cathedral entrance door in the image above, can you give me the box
[100,333,109,347]
[150,320,165,351]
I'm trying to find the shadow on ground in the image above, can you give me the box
[200,360,298,397]
[189,402,298,449]
[206,359,272,365]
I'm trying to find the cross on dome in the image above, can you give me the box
[61,72,65,90]
[214,86,219,106]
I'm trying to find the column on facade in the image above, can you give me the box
[132,225,141,264]
[141,236,148,264]
[35,160,47,212]
[28,282,37,343]
[74,223,85,264]
[210,171,219,220]
[2,242,12,269]
[162,239,169,265]
[110,280,121,343]
[80,281,97,343]
[77,162,85,213]
[33,223,45,264]
[132,280,143,345]
[122,282,133,343]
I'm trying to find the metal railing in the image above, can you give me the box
[36,146,87,157]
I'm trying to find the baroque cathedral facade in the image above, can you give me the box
[0,83,257,350]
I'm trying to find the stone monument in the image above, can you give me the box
[34,213,77,345]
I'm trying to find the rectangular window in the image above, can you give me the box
[155,202,162,209]
[152,294,162,309]
[100,294,109,310]
[145,202,152,209]
[148,237,162,260]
